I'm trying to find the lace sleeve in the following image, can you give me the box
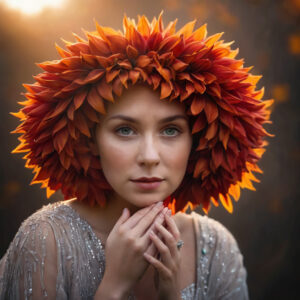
[0,217,65,300]
[206,219,249,300]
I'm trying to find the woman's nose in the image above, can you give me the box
[137,135,160,167]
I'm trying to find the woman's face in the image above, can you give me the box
[95,85,192,208]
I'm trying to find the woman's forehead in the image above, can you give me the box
[104,85,187,116]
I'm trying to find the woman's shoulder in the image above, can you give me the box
[175,211,241,253]
[19,201,74,226]
[175,211,249,299]
[1,201,81,265]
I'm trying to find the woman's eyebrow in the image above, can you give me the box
[107,114,188,123]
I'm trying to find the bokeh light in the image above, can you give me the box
[1,0,66,15]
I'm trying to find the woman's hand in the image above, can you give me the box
[143,211,182,300]
[98,202,168,298]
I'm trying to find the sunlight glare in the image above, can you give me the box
[2,0,66,15]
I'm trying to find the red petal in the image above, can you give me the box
[212,144,223,169]
[53,128,68,153]
[204,100,218,123]
[193,157,209,178]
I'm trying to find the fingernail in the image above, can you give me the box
[162,207,168,214]
[167,209,172,216]
[156,201,163,208]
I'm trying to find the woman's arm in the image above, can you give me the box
[0,219,60,300]
[201,217,249,300]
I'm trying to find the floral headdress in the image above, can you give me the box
[12,13,273,214]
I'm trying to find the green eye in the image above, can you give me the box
[116,127,134,136]
[163,127,180,136]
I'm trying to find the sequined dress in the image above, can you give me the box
[0,202,249,299]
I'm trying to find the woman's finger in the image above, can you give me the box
[155,223,179,258]
[112,207,131,231]
[143,207,168,257]
[131,202,165,237]
[143,253,171,279]
[149,231,173,266]
[122,202,158,229]
[165,213,180,241]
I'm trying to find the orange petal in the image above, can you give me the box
[74,89,88,110]
[87,33,111,56]
[87,86,106,114]
[53,116,68,135]
[136,55,152,68]
[126,45,139,59]
[119,71,129,88]
[160,81,172,99]
[112,77,123,97]
[176,20,196,38]
[137,15,151,37]
[96,80,114,102]
[205,120,218,140]
[172,59,188,72]
[107,35,128,53]
[191,95,206,115]
[74,111,91,137]
[219,193,233,213]
[82,103,99,123]
[129,70,140,85]
[106,69,120,83]
[55,43,71,58]
[191,23,207,41]
[205,32,224,48]
[228,184,240,201]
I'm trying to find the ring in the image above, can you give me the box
[176,240,184,250]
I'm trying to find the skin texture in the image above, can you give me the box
[95,85,193,210]
[89,85,193,299]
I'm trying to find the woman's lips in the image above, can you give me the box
[130,179,163,190]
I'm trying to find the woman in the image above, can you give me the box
[0,13,272,299]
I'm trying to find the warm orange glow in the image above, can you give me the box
[2,0,66,15]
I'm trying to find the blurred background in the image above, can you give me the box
[0,0,299,299]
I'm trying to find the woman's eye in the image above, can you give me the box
[116,126,135,136]
[162,127,181,136]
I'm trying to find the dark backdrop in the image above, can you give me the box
[0,0,299,299]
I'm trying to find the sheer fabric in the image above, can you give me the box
[0,202,249,299]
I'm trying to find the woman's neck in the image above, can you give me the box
[65,194,140,238]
